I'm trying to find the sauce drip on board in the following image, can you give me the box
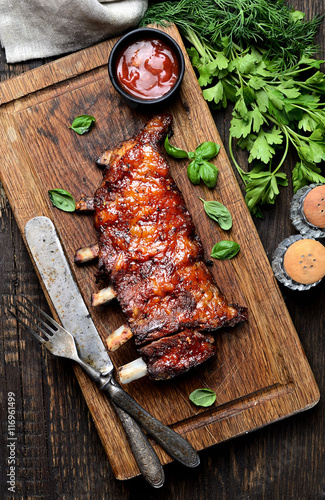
[115,38,180,100]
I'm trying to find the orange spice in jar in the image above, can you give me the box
[303,185,325,228]
[272,235,325,290]
[283,238,325,285]
[290,184,325,238]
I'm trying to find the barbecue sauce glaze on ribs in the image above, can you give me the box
[94,114,247,380]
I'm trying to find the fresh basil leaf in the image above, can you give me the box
[188,151,196,160]
[187,160,201,184]
[189,388,216,407]
[164,136,189,158]
[211,240,240,260]
[199,160,218,188]
[70,115,96,135]
[200,199,232,230]
[195,141,220,160]
[48,189,76,212]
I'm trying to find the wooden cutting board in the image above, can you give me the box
[0,24,320,480]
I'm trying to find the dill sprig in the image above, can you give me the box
[141,0,323,70]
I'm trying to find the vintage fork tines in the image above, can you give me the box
[9,295,79,358]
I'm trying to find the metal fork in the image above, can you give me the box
[8,296,200,484]
[8,295,165,488]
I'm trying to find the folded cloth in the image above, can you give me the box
[0,0,148,63]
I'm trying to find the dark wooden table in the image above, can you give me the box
[1,1,324,498]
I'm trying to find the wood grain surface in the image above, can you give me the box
[0,1,324,498]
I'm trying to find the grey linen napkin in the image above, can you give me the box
[0,0,148,63]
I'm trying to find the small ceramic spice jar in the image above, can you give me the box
[290,183,325,238]
[272,234,325,291]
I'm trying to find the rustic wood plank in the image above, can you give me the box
[0,2,324,495]
[0,23,320,481]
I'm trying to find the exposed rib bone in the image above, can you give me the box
[118,357,148,384]
[74,243,99,264]
[91,285,116,307]
[96,150,112,168]
[106,324,133,351]
[76,193,95,212]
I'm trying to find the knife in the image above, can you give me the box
[24,216,200,479]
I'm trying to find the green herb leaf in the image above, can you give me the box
[222,80,237,102]
[199,160,218,188]
[195,142,220,160]
[187,47,200,67]
[211,240,240,260]
[292,161,325,193]
[234,96,249,120]
[164,136,189,158]
[277,85,301,99]
[70,115,96,135]
[230,113,252,139]
[309,140,325,163]
[289,10,305,22]
[189,388,216,407]
[243,86,256,106]
[251,107,265,133]
[197,64,215,87]
[200,199,232,230]
[267,89,285,110]
[187,160,201,184]
[165,136,220,188]
[248,76,265,90]
[244,170,288,211]
[305,71,325,88]
[298,113,318,132]
[238,53,257,75]
[301,57,325,70]
[255,90,269,113]
[248,127,283,164]
[203,81,224,104]
[48,189,76,212]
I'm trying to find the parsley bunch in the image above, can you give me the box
[190,41,325,215]
[141,0,325,215]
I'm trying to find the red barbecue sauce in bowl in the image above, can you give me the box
[115,38,180,101]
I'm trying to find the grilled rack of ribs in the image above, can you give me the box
[76,114,247,381]
[138,330,216,381]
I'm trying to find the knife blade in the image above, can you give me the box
[24,216,200,470]
[25,215,112,375]
[24,215,166,487]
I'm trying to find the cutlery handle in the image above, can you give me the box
[112,402,164,488]
[101,376,200,468]
[75,359,164,488]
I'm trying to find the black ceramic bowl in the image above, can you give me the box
[108,27,185,107]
